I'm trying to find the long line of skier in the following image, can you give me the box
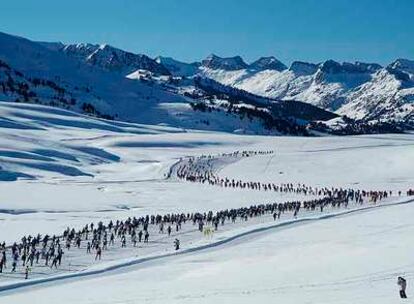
[172,150,406,200]
[0,187,404,280]
[0,148,412,281]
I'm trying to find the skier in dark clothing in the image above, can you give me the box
[50,256,58,269]
[95,246,102,260]
[174,239,180,251]
[2,251,6,269]
[398,276,408,298]
[57,250,64,266]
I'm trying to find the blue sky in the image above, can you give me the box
[1,0,413,65]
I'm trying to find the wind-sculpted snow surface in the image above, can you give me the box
[0,102,184,181]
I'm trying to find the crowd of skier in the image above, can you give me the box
[0,191,395,280]
[0,149,410,281]
[173,150,401,202]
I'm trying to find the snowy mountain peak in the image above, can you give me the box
[249,56,287,71]
[99,43,109,50]
[319,60,344,73]
[319,60,382,74]
[201,54,248,71]
[61,43,171,76]
[353,61,382,73]
[289,61,319,75]
[388,59,414,79]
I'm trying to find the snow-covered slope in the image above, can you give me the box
[201,60,378,109]
[0,104,413,302]
[2,32,305,135]
[338,68,414,121]
[0,32,187,121]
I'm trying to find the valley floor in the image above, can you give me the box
[0,102,413,303]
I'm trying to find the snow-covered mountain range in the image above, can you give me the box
[0,31,412,135]
[198,57,414,123]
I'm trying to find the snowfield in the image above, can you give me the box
[0,101,413,303]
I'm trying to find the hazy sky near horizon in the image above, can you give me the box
[1,0,413,65]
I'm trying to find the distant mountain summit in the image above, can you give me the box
[201,54,248,71]
[249,56,287,71]
[61,43,171,76]
[388,58,414,80]
[289,61,319,75]
[319,60,382,74]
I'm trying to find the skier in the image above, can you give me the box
[35,251,40,264]
[144,231,149,243]
[174,239,180,251]
[21,251,27,266]
[12,260,17,272]
[45,251,49,266]
[57,249,64,266]
[398,276,408,298]
[50,256,58,269]
[25,265,30,279]
[2,250,6,269]
[95,246,102,260]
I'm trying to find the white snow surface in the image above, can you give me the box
[0,101,413,303]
